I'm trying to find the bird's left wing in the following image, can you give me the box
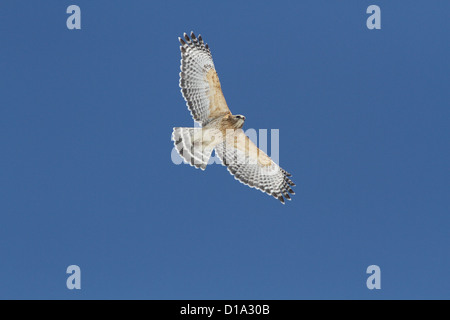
[215,130,295,204]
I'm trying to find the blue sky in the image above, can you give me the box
[0,1,449,299]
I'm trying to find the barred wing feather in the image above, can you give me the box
[179,32,231,126]
[215,130,295,204]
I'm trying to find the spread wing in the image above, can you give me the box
[179,32,231,126]
[215,130,295,204]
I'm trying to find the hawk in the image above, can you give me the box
[172,32,295,204]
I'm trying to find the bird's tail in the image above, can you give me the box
[172,127,222,170]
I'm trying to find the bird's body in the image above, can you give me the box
[172,32,295,204]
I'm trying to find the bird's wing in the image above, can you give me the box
[215,129,295,204]
[179,32,231,126]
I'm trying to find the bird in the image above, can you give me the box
[172,32,295,204]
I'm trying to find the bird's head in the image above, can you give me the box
[232,114,246,128]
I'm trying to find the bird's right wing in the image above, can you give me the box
[179,32,231,126]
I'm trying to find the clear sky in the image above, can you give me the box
[0,1,449,299]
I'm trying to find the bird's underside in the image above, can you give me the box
[172,31,295,204]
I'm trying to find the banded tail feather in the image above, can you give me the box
[172,127,219,170]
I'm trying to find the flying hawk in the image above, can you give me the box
[172,32,295,204]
